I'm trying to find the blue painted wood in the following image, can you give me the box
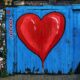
[6,5,80,74]
[72,10,80,71]
[6,8,15,74]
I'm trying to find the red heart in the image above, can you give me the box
[16,12,65,66]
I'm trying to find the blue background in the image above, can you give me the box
[6,5,80,74]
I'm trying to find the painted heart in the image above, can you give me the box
[16,12,65,66]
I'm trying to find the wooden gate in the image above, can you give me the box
[6,5,80,74]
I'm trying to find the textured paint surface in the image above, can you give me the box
[6,5,80,74]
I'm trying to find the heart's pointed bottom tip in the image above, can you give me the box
[40,57,45,68]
